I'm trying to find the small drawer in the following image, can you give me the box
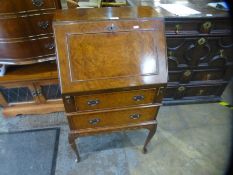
[0,0,58,14]
[67,105,159,130]
[74,88,159,111]
[64,20,156,34]
[0,37,55,60]
[0,13,54,39]
[165,19,231,36]
[165,21,199,35]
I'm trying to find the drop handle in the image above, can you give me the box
[133,95,144,101]
[89,118,100,125]
[38,21,49,29]
[87,99,99,106]
[130,113,141,120]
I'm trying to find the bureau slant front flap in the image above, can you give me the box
[53,6,167,94]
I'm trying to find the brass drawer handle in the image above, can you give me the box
[133,95,144,101]
[106,24,118,32]
[198,38,206,45]
[89,118,100,125]
[130,113,141,119]
[87,99,99,106]
[184,70,191,77]
[178,86,186,92]
[32,0,44,7]
[38,21,49,29]
[202,21,212,31]
[175,24,181,34]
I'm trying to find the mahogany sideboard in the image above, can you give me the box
[0,0,61,75]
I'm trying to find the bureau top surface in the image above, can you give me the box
[54,6,162,22]
[53,6,167,95]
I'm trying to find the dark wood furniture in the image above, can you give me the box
[0,61,64,117]
[128,0,233,105]
[0,0,61,75]
[53,6,167,161]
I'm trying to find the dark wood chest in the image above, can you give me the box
[53,6,167,161]
[0,0,61,67]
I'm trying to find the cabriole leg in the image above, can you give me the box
[143,122,157,154]
[68,133,80,162]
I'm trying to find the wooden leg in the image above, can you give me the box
[68,133,81,162]
[142,122,157,154]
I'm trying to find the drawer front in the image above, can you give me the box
[74,89,159,111]
[165,19,231,36]
[165,84,226,99]
[169,69,226,83]
[61,20,155,34]
[0,14,54,39]
[68,105,159,130]
[167,36,233,69]
[0,37,55,60]
[0,0,58,14]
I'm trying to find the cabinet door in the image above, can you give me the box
[0,83,38,106]
[34,80,61,103]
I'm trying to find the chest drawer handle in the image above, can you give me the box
[130,113,141,119]
[89,118,100,125]
[175,24,181,34]
[184,70,191,77]
[32,0,44,7]
[133,95,145,101]
[87,99,99,106]
[178,86,185,92]
[38,21,49,29]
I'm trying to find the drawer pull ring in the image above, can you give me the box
[178,86,185,92]
[38,21,49,29]
[202,21,212,31]
[130,113,141,119]
[198,38,206,45]
[32,0,44,7]
[89,118,100,125]
[133,95,145,101]
[87,99,99,106]
[184,70,191,77]
[175,24,181,34]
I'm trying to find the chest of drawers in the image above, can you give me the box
[0,0,61,75]
[53,6,167,161]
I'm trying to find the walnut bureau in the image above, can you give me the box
[0,0,61,75]
[53,6,167,161]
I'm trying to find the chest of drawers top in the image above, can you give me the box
[53,6,167,95]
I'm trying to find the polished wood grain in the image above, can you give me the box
[74,88,158,111]
[0,37,55,62]
[54,6,167,94]
[0,0,61,65]
[0,13,54,39]
[67,105,159,130]
[0,62,58,84]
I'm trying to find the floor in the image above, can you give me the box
[0,80,232,175]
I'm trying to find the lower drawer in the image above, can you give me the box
[164,83,227,100]
[67,105,159,130]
